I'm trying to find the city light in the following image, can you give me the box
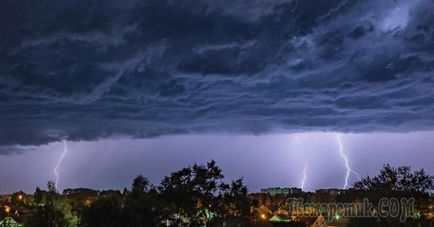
[4,205,11,214]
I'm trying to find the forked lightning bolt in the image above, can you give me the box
[54,141,68,189]
[336,134,361,189]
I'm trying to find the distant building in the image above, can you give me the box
[260,187,303,196]
[0,195,11,203]
[311,215,349,227]
[315,188,346,196]
[274,215,348,227]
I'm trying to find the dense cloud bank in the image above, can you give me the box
[1,0,434,150]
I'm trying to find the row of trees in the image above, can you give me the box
[17,162,434,227]
[349,164,434,227]
[354,164,433,192]
[24,161,253,227]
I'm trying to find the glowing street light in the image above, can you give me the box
[4,205,11,214]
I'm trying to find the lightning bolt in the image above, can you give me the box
[54,141,68,190]
[295,135,308,191]
[301,164,308,191]
[336,134,361,189]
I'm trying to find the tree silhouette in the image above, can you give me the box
[159,160,225,226]
[353,164,433,193]
[24,181,79,227]
[80,194,123,227]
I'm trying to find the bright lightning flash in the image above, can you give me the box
[54,141,68,189]
[295,135,309,191]
[336,134,361,189]
[301,164,308,191]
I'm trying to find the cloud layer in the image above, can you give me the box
[1,0,434,149]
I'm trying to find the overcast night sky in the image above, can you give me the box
[1,0,434,193]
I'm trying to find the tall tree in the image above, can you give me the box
[24,181,79,227]
[159,160,225,226]
[80,194,123,227]
[212,178,252,226]
[123,175,157,227]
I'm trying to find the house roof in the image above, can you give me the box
[0,217,19,224]
[270,214,291,222]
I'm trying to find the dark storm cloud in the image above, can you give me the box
[0,145,36,155]
[1,0,434,149]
